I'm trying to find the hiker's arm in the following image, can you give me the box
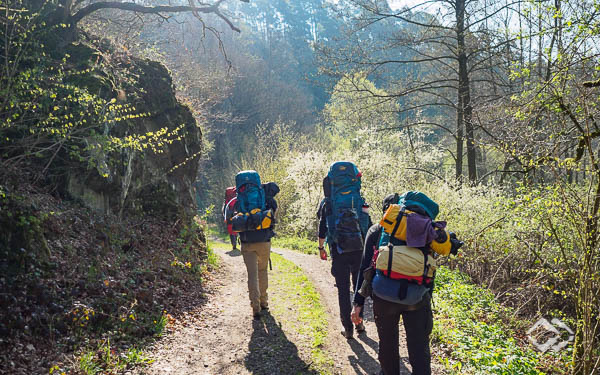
[353,224,379,307]
[266,197,278,213]
[317,199,329,258]
[318,237,325,248]
[317,209,327,243]
[351,226,379,325]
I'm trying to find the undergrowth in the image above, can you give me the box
[0,182,211,375]
[272,236,317,255]
[432,266,570,375]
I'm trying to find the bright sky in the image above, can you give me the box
[388,0,425,10]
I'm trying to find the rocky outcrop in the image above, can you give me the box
[62,39,202,219]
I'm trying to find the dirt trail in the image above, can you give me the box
[137,242,442,375]
[136,245,317,375]
[134,246,257,375]
[272,247,413,375]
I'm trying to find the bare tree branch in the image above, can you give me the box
[70,0,246,31]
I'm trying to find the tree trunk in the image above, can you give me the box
[456,85,464,180]
[456,0,476,182]
[572,174,600,375]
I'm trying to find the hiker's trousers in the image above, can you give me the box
[229,234,238,249]
[241,241,270,313]
[373,293,433,375]
[330,244,362,332]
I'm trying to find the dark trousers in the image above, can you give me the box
[373,293,433,375]
[229,234,237,249]
[330,245,362,332]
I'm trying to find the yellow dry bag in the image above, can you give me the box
[380,204,451,256]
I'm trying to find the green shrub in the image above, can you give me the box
[432,266,567,375]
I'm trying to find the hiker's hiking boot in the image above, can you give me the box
[341,328,354,339]
[252,306,261,320]
[355,322,365,333]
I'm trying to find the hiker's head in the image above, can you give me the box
[382,193,399,214]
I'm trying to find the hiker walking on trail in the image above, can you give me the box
[317,161,372,339]
[227,170,279,319]
[222,186,238,251]
[351,192,463,375]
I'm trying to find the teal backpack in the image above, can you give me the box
[235,170,265,214]
[325,161,370,253]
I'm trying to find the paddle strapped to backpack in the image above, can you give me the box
[325,161,370,253]
[230,170,275,232]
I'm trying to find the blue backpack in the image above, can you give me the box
[235,170,266,214]
[325,161,370,253]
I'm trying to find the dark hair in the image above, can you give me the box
[382,193,399,213]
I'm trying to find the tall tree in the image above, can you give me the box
[317,0,517,182]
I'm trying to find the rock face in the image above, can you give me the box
[63,40,202,219]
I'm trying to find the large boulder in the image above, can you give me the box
[62,39,202,219]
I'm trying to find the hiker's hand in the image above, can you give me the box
[449,232,464,255]
[319,247,327,260]
[351,306,362,325]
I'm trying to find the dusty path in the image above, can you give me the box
[135,245,316,375]
[137,240,443,375]
[272,247,412,375]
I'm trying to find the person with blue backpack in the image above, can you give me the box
[317,161,372,339]
[228,170,279,319]
[350,192,463,375]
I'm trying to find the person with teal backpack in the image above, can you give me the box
[317,161,372,339]
[351,192,463,375]
[229,170,278,320]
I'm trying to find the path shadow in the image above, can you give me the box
[350,331,411,375]
[244,312,319,375]
[347,337,380,375]
[357,330,378,352]
[399,356,412,374]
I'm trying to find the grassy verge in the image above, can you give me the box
[272,236,317,254]
[207,224,317,255]
[268,252,332,373]
[206,225,230,243]
[432,266,570,375]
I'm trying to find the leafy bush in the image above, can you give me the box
[432,266,566,375]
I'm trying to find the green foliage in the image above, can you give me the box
[272,236,318,255]
[324,72,400,137]
[274,120,442,237]
[77,339,153,375]
[172,215,210,275]
[0,0,194,188]
[432,266,564,375]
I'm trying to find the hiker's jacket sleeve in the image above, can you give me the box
[318,210,328,239]
[353,224,382,307]
[266,197,278,213]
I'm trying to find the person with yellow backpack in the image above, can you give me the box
[351,192,463,375]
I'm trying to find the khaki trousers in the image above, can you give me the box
[241,241,271,313]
